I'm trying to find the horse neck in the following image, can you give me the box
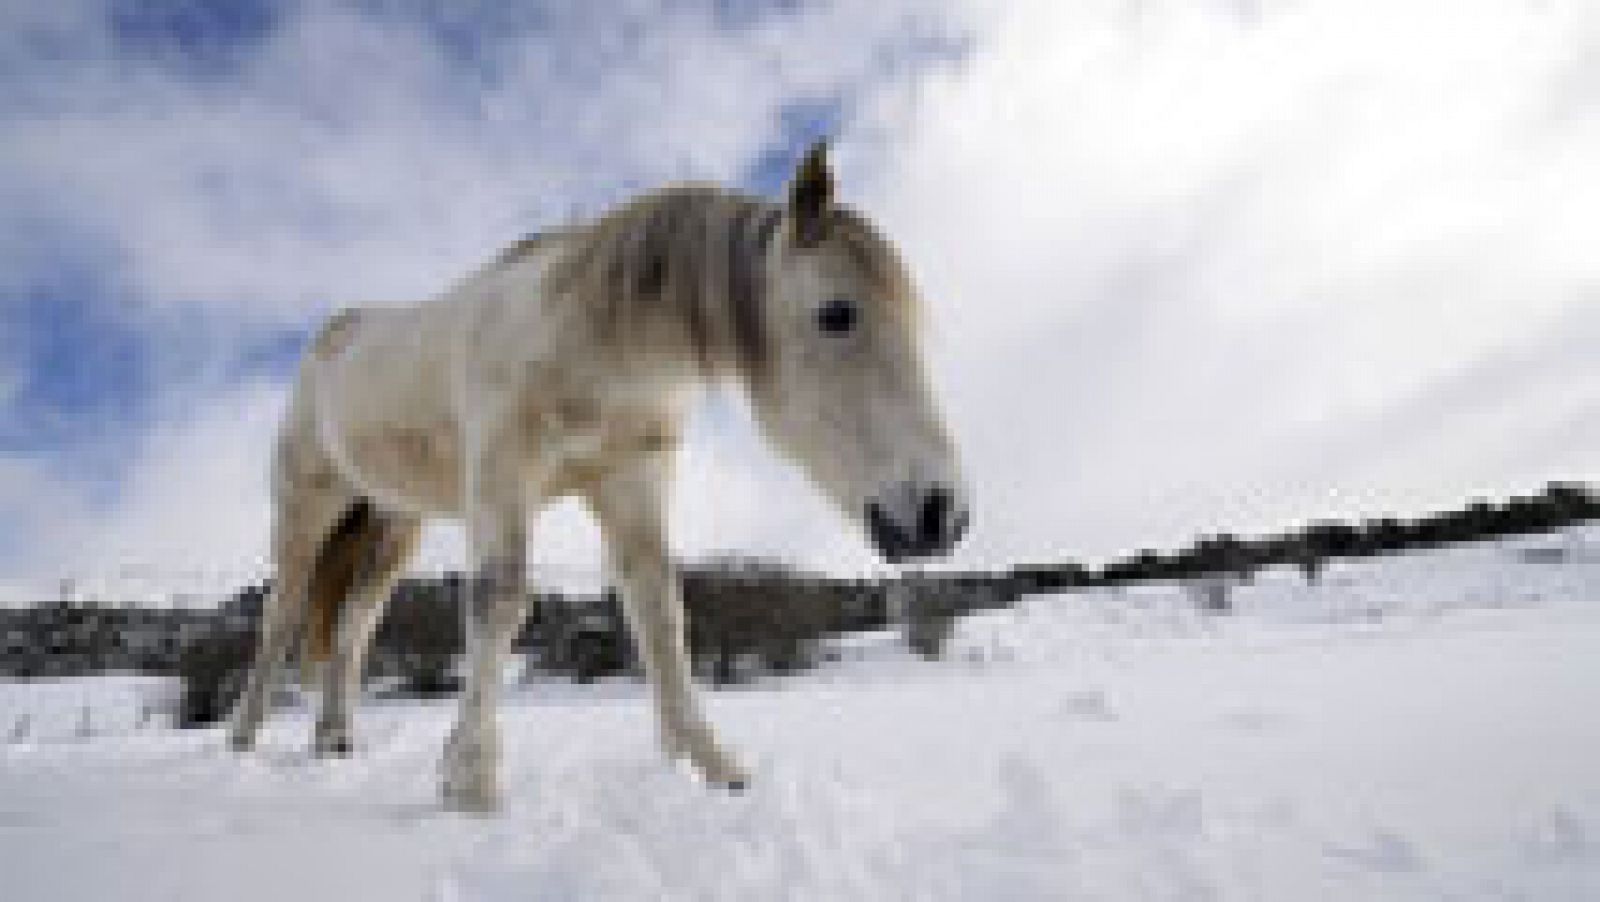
[555,188,784,391]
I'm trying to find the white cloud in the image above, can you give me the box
[37,379,283,582]
[851,0,1600,564]
[0,1,959,326]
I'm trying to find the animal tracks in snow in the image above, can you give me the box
[1057,689,1119,723]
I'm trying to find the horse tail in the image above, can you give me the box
[303,500,377,666]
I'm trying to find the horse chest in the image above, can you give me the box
[519,396,674,494]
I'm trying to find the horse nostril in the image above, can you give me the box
[918,486,953,546]
[866,499,907,562]
[868,487,966,561]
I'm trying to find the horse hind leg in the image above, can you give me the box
[312,509,421,757]
[229,481,355,751]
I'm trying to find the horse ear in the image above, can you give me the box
[787,140,833,246]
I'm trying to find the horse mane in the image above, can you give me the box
[490,183,912,380]
[489,231,563,269]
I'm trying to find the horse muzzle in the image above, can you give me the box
[865,482,970,563]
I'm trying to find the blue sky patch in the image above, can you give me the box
[107,0,284,80]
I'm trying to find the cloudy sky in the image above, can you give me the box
[1,0,1596,595]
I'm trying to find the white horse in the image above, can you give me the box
[228,143,970,811]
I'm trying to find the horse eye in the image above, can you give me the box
[816,298,858,334]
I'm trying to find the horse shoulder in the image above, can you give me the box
[448,267,574,402]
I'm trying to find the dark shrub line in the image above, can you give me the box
[1009,480,1599,592]
[3,481,1593,725]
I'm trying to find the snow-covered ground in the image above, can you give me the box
[3,530,1599,901]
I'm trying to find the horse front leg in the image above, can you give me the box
[441,454,530,812]
[589,458,748,790]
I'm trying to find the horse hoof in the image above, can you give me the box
[441,781,501,814]
[313,731,354,757]
[701,764,749,792]
[444,796,499,815]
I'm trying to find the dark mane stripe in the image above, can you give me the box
[726,204,782,382]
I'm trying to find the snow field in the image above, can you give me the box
[2,531,1598,900]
